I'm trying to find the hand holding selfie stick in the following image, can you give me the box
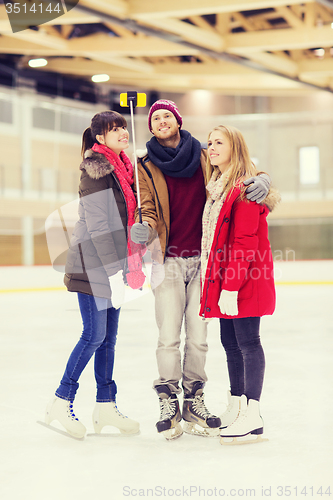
[120,91,146,224]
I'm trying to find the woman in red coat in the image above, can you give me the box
[199,125,280,444]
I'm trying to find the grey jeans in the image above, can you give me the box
[153,256,208,395]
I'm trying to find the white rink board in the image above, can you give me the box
[0,260,333,292]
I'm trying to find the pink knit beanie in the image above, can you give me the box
[148,99,183,132]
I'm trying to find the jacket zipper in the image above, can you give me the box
[141,158,169,262]
[202,215,228,319]
[111,172,128,274]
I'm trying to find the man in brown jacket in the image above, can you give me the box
[131,100,270,440]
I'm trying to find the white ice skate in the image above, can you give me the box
[156,386,183,440]
[92,402,140,436]
[43,396,86,439]
[220,394,268,445]
[220,391,241,429]
[182,383,221,437]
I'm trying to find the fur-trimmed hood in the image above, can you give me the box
[80,149,115,180]
[136,148,148,159]
[264,187,281,212]
[209,169,281,213]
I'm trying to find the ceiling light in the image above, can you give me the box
[28,58,48,68]
[91,74,110,83]
[314,48,325,57]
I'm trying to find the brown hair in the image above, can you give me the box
[206,125,258,199]
[81,111,127,157]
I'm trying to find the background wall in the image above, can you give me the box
[0,86,332,265]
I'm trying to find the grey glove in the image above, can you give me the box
[244,173,271,204]
[131,221,150,244]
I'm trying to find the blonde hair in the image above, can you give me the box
[206,125,258,199]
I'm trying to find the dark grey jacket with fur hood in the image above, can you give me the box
[64,150,128,299]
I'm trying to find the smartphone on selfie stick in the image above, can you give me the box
[120,92,147,223]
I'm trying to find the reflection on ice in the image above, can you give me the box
[0,261,332,499]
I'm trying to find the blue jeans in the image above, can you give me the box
[219,317,265,401]
[56,293,120,402]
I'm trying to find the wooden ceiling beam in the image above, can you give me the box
[245,51,299,76]
[0,6,11,31]
[153,60,254,76]
[232,12,258,31]
[232,11,273,30]
[275,6,305,28]
[299,73,330,86]
[0,36,58,55]
[2,30,67,50]
[0,32,197,61]
[299,57,333,76]
[66,33,200,56]
[47,55,330,91]
[128,0,313,20]
[103,22,136,38]
[39,58,254,80]
[36,56,149,76]
[43,10,100,26]
[61,25,75,40]
[87,54,154,73]
[226,24,333,53]
[215,13,230,35]
[0,36,153,72]
[0,8,97,30]
[138,18,224,51]
[1,2,331,95]
[304,2,316,27]
[313,2,333,23]
[188,16,218,33]
[77,0,128,19]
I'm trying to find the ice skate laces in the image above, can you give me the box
[225,401,234,415]
[113,404,127,419]
[159,397,177,420]
[230,406,247,427]
[237,407,247,422]
[190,394,212,419]
[68,402,79,421]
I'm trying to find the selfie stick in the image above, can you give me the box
[127,95,142,224]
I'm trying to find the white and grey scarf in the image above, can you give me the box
[201,168,231,287]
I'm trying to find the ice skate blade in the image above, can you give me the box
[220,434,268,446]
[161,423,183,441]
[92,422,140,436]
[37,421,85,441]
[87,429,140,438]
[183,421,220,438]
[87,425,141,438]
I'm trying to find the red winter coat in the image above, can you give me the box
[199,187,279,320]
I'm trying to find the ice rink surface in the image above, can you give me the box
[0,261,333,500]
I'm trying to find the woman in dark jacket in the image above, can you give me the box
[45,111,144,438]
[199,125,280,445]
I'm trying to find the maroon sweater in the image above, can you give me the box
[165,167,206,258]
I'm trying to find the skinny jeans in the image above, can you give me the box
[56,292,120,402]
[219,317,265,401]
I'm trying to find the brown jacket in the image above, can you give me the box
[135,150,208,262]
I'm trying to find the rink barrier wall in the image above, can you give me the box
[0,262,332,293]
[0,281,333,294]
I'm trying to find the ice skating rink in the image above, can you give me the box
[1,261,332,500]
